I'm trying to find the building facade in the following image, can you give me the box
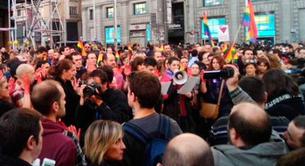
[13,0,82,47]
[0,1,9,47]
[81,0,305,46]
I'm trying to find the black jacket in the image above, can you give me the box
[0,155,32,166]
[101,88,132,122]
[56,77,80,125]
[75,101,125,145]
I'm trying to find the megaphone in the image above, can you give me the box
[173,71,188,85]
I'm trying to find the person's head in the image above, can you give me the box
[60,46,70,56]
[84,43,92,53]
[257,57,270,75]
[201,52,211,67]
[89,69,109,92]
[103,53,116,68]
[243,48,254,62]
[31,80,66,119]
[228,102,272,148]
[256,49,266,58]
[36,46,48,60]
[87,52,97,66]
[244,63,257,77]
[99,65,114,82]
[144,57,157,74]
[50,59,76,81]
[166,56,180,73]
[0,108,42,163]
[263,69,299,97]
[154,51,164,63]
[71,52,83,69]
[180,57,188,71]
[127,71,161,110]
[84,120,125,165]
[298,48,305,59]
[191,62,201,76]
[209,55,225,70]
[0,77,10,102]
[238,77,267,107]
[162,133,214,166]
[284,116,305,150]
[131,56,145,72]
[164,44,171,53]
[16,63,35,82]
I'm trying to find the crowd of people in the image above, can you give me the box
[0,41,305,166]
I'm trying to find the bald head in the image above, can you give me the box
[162,133,214,166]
[229,102,271,147]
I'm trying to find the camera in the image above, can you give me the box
[83,83,101,98]
[203,67,234,79]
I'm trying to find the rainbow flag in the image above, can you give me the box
[203,13,215,47]
[77,40,87,56]
[224,46,238,64]
[243,0,258,43]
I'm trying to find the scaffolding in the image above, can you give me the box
[6,0,66,49]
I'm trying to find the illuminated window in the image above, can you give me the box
[203,0,224,7]
[105,26,121,44]
[106,7,113,18]
[134,2,147,15]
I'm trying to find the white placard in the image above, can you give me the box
[218,25,230,42]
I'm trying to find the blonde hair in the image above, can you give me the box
[84,120,123,165]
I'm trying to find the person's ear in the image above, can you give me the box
[52,101,59,113]
[263,91,268,103]
[26,135,36,151]
[229,128,238,143]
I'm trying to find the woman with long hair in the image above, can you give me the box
[263,69,305,120]
[49,59,79,125]
[84,120,125,166]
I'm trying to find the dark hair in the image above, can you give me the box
[128,71,161,108]
[48,59,73,78]
[131,56,145,72]
[208,55,225,70]
[228,109,272,146]
[31,80,62,115]
[257,57,270,70]
[0,108,41,157]
[89,69,108,84]
[167,56,180,65]
[99,65,114,83]
[239,77,266,104]
[262,69,300,97]
[36,46,48,54]
[35,60,49,70]
[276,147,305,166]
[292,116,305,146]
[144,57,157,67]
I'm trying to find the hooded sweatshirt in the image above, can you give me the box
[212,141,289,166]
[39,118,77,166]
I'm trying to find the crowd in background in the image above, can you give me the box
[0,40,305,166]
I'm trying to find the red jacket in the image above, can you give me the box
[39,118,77,166]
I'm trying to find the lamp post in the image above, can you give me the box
[114,0,118,50]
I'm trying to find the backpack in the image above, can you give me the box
[123,114,171,166]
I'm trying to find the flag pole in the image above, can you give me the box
[228,24,242,63]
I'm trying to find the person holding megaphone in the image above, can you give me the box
[160,56,195,132]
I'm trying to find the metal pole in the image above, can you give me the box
[114,0,118,50]
[13,0,17,49]
[8,0,11,48]
[93,0,96,41]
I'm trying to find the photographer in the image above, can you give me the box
[75,69,125,145]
